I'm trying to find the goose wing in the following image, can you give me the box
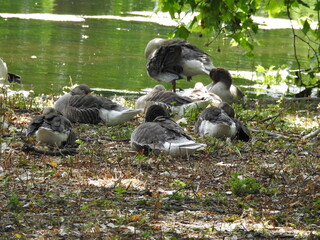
[234,119,251,142]
[66,95,119,123]
[27,115,45,136]
[43,113,72,132]
[131,119,190,149]
[155,116,192,140]
[69,95,117,110]
[147,44,183,81]
[147,91,192,106]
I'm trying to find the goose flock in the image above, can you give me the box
[4,38,250,158]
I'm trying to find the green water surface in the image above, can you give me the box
[0,0,309,95]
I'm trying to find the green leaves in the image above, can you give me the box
[157,0,320,86]
[168,25,190,39]
[265,0,285,17]
[159,0,261,56]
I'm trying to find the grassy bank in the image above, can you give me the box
[1,84,319,239]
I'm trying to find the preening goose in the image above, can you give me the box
[135,84,210,116]
[54,84,142,125]
[26,107,76,147]
[131,104,206,157]
[145,38,214,92]
[0,58,21,83]
[206,68,243,104]
[195,102,250,141]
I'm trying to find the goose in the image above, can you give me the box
[54,84,142,125]
[135,84,210,116]
[131,104,206,157]
[145,38,214,92]
[0,58,21,83]
[206,67,243,104]
[26,107,76,147]
[195,102,251,141]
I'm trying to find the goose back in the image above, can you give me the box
[131,105,205,157]
[195,106,237,139]
[27,109,76,147]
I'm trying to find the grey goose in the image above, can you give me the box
[131,104,206,157]
[27,107,76,147]
[195,102,250,141]
[54,84,142,125]
[135,84,210,116]
[206,67,244,104]
[145,38,214,92]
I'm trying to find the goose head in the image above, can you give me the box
[218,102,235,118]
[70,84,92,95]
[144,38,167,60]
[144,104,170,122]
[209,67,233,88]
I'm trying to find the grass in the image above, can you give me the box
[0,84,319,239]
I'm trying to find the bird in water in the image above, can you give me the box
[26,107,76,147]
[0,58,21,83]
[144,38,214,92]
[131,104,206,157]
[54,84,142,125]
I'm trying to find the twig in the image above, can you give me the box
[22,143,78,156]
[79,137,130,142]
[250,128,290,139]
[260,113,280,123]
[302,128,320,140]
[248,114,257,121]
[169,185,191,200]
[287,5,302,82]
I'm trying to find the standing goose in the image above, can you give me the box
[135,84,210,116]
[206,68,243,104]
[0,58,21,83]
[131,104,206,157]
[145,38,214,92]
[54,84,142,125]
[195,102,250,141]
[27,107,76,147]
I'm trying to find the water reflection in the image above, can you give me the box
[1,0,155,15]
[0,0,311,96]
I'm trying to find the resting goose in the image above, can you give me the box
[206,68,243,104]
[180,82,222,106]
[135,84,210,116]
[131,104,206,157]
[26,107,76,147]
[0,58,21,83]
[54,84,142,125]
[195,102,251,141]
[145,38,214,92]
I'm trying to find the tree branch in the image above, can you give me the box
[302,128,320,140]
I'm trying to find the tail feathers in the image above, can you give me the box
[179,143,206,150]
[164,141,206,157]
[176,100,211,116]
[99,108,142,125]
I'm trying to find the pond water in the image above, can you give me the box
[0,0,311,96]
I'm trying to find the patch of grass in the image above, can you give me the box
[302,200,320,225]
[228,173,262,196]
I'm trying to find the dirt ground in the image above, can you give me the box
[1,98,320,239]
